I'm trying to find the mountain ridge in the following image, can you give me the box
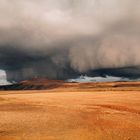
[1,78,140,91]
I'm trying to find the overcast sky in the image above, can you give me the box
[0,0,140,82]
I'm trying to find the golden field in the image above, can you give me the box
[0,81,140,140]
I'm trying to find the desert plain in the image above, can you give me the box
[0,81,140,140]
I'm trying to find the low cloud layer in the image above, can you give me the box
[0,0,140,82]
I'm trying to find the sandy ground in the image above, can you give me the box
[0,89,140,140]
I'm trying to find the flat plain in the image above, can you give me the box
[0,81,140,140]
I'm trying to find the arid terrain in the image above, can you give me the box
[0,80,140,140]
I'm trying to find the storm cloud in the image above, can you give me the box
[0,0,140,82]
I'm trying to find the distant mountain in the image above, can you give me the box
[0,77,140,91]
[0,78,64,90]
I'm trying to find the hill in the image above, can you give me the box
[1,78,140,91]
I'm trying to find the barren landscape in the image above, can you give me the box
[0,80,140,140]
[0,0,140,140]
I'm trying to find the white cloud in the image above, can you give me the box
[0,70,10,85]
[67,75,130,83]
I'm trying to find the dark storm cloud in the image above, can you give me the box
[0,0,140,82]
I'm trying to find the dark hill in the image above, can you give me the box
[0,78,140,91]
[0,78,65,90]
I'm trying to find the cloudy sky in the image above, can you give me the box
[0,70,10,85]
[0,0,140,83]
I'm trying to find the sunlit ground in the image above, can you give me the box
[0,85,140,140]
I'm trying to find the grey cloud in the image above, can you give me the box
[0,0,140,82]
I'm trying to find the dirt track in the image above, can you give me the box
[0,89,140,140]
